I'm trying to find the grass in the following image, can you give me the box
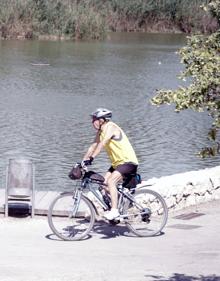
[0,0,218,40]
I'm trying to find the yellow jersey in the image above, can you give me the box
[100,122,138,168]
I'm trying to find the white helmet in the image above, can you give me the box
[90,108,112,121]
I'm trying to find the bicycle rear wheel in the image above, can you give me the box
[123,188,168,237]
[48,192,95,241]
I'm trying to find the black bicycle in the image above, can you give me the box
[48,164,168,241]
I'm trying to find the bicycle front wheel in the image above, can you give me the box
[123,188,168,237]
[48,192,95,241]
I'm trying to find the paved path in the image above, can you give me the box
[0,200,219,281]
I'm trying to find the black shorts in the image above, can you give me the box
[108,162,138,176]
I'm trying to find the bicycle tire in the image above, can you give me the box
[48,192,95,241]
[123,188,168,237]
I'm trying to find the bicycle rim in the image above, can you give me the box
[124,188,168,237]
[48,193,95,241]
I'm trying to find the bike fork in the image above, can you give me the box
[69,190,82,217]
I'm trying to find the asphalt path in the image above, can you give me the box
[0,200,219,281]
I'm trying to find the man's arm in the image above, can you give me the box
[90,123,115,159]
[83,132,100,161]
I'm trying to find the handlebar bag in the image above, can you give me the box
[68,165,82,180]
[84,171,105,184]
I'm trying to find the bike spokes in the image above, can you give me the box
[48,193,95,241]
[123,189,168,237]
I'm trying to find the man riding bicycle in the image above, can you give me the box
[82,108,138,220]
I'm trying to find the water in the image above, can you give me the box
[0,33,219,191]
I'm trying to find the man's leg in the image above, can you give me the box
[107,170,122,209]
[103,171,112,193]
[104,170,123,220]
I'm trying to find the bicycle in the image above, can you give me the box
[48,163,168,241]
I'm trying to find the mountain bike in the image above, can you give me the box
[48,164,168,241]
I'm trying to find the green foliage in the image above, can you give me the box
[0,0,107,40]
[152,0,220,157]
[106,0,213,32]
[72,0,107,40]
[209,0,220,24]
[0,0,218,40]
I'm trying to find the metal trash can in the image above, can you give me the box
[5,158,35,217]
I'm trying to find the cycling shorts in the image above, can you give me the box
[108,162,138,176]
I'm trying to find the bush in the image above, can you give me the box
[152,1,220,157]
[0,0,218,40]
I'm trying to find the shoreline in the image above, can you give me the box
[0,0,218,41]
[0,29,185,42]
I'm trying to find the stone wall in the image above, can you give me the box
[139,165,220,212]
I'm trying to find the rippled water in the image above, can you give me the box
[0,33,219,191]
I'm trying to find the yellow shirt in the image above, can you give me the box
[100,122,138,168]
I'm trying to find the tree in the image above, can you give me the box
[151,0,220,157]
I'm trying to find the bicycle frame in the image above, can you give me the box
[70,177,150,218]
[87,182,110,210]
[117,184,144,210]
[75,178,110,211]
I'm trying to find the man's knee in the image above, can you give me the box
[107,177,116,187]
[107,172,122,187]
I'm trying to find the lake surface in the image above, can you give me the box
[0,33,219,191]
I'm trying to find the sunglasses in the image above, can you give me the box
[92,117,99,123]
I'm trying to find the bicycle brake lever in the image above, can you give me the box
[80,162,88,172]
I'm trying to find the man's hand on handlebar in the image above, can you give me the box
[81,156,94,167]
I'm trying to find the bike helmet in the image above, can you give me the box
[90,108,112,121]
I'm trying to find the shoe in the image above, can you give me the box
[104,209,120,220]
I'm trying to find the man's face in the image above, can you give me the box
[92,117,102,130]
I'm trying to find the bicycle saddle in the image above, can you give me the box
[122,173,141,189]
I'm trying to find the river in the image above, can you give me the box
[0,33,219,191]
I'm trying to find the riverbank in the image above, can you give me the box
[0,0,218,41]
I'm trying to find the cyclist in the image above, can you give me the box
[82,108,138,220]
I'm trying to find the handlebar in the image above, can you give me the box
[77,162,88,171]
[69,161,93,180]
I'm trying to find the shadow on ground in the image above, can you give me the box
[92,220,165,239]
[93,220,130,239]
[145,273,220,281]
[45,220,165,241]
